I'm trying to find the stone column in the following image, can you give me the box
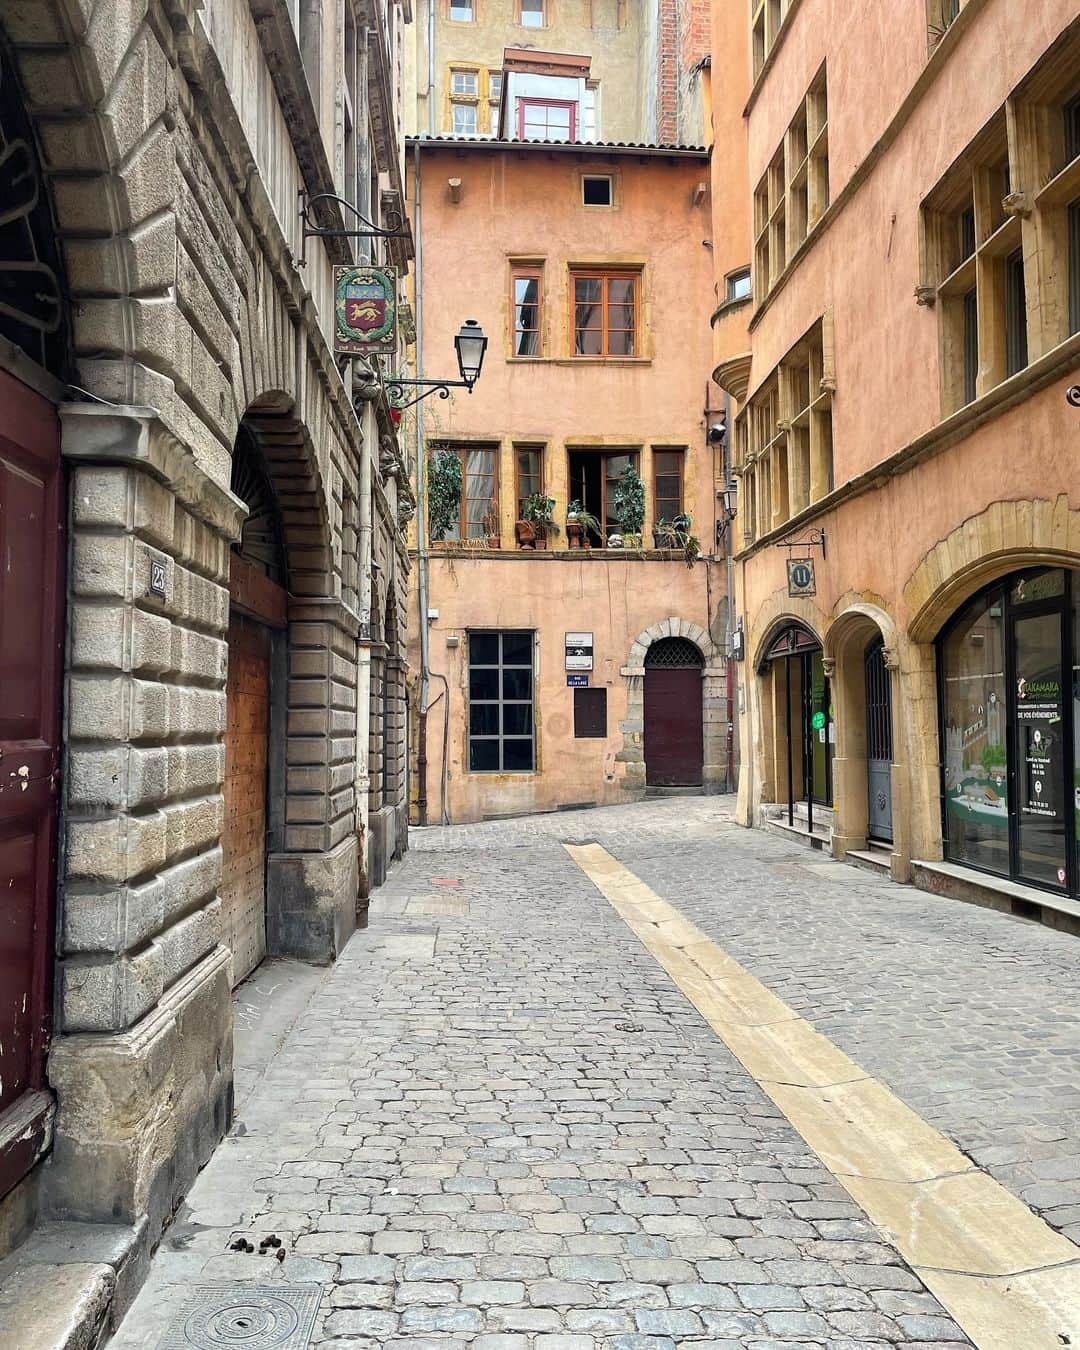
[47,403,242,1238]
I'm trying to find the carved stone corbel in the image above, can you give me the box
[914,284,937,307]
[822,656,836,678]
[882,646,901,671]
[1002,190,1032,220]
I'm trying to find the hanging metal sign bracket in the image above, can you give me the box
[773,526,827,559]
[298,191,410,266]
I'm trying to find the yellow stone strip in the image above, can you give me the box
[565,842,1080,1350]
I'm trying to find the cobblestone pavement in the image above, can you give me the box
[110,793,1080,1349]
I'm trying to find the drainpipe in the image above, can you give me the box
[414,140,432,824]
[723,391,737,793]
[427,0,436,135]
[358,29,372,262]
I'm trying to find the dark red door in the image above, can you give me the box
[644,667,704,786]
[0,369,63,1198]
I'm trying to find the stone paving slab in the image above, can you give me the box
[111,798,986,1349]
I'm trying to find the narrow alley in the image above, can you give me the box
[106,798,1080,1350]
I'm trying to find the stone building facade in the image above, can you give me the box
[0,0,412,1325]
[709,0,1080,925]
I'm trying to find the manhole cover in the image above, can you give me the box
[159,1286,321,1349]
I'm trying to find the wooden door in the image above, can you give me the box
[644,667,704,786]
[0,370,63,1198]
[221,612,271,986]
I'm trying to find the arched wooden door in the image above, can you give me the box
[644,638,704,786]
[223,429,287,986]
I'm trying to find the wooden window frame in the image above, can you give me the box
[566,447,640,542]
[510,266,544,357]
[514,444,547,546]
[652,447,685,524]
[570,268,641,359]
[517,96,577,141]
[430,443,500,545]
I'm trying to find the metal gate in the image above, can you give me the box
[865,636,893,842]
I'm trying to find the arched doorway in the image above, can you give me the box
[759,622,832,830]
[644,638,705,786]
[865,635,894,843]
[222,427,288,986]
[938,565,1079,898]
[0,27,69,1201]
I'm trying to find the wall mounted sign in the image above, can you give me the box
[334,264,398,355]
[787,557,816,598]
[565,632,594,671]
[148,558,168,599]
[731,625,745,661]
[567,674,589,688]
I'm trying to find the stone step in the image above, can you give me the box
[0,1221,142,1350]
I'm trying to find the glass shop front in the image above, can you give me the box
[938,567,1079,896]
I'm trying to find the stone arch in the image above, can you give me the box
[228,396,355,967]
[900,496,1080,865]
[618,617,729,795]
[824,600,905,872]
[905,495,1080,642]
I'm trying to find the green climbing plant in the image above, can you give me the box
[427,450,462,543]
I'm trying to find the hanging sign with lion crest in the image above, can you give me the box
[334,264,398,355]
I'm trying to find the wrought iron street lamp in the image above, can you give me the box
[386,320,488,410]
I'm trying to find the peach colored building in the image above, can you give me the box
[406,137,731,823]
[710,0,1080,923]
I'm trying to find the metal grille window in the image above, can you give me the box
[469,631,535,772]
[574,688,607,738]
[645,638,704,669]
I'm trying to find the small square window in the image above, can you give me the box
[583,175,613,207]
[451,70,479,96]
[726,267,752,302]
[449,0,474,20]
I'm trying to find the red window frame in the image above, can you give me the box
[516,97,577,141]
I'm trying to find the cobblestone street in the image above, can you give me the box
[113,797,1080,1349]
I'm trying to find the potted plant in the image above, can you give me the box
[481,497,501,548]
[654,511,702,567]
[516,492,559,549]
[428,450,462,545]
[613,462,645,548]
[566,500,603,549]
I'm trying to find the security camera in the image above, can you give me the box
[707,421,726,445]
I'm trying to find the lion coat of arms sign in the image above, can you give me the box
[334,265,397,355]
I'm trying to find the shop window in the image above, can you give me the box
[652,449,683,523]
[430,444,499,543]
[939,568,1077,896]
[468,631,535,772]
[511,267,543,356]
[574,688,607,738]
[571,269,640,357]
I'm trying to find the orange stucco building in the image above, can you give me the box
[405,136,730,823]
[710,0,1080,923]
